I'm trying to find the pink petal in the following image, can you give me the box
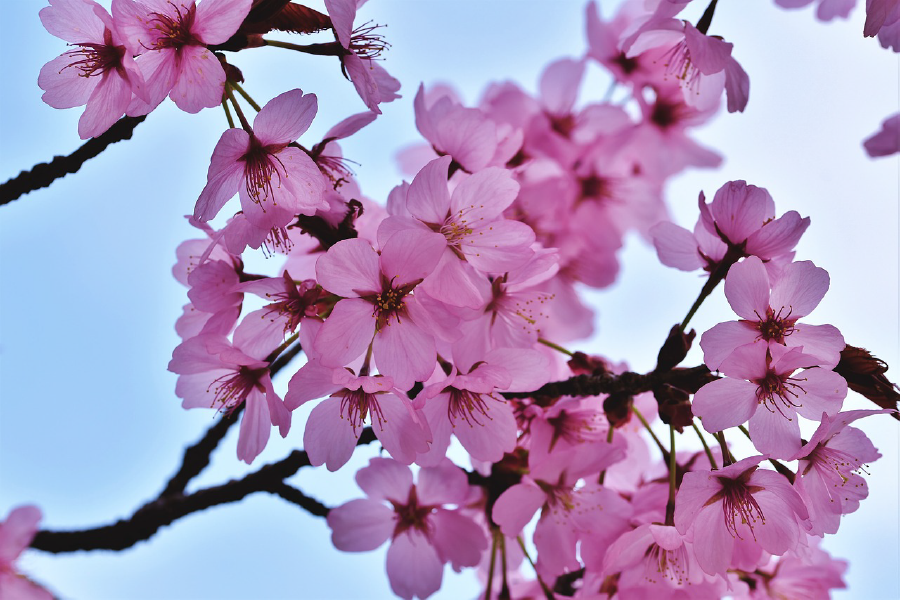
[431,509,487,569]
[769,260,829,319]
[700,320,760,371]
[285,362,341,411]
[674,472,723,534]
[379,230,446,287]
[40,0,105,43]
[863,113,900,157]
[745,211,809,260]
[691,504,734,576]
[793,368,847,420]
[270,147,328,215]
[461,220,536,273]
[343,53,381,113]
[415,395,453,467]
[748,404,802,459]
[417,459,469,505]
[751,491,802,556]
[602,526,654,575]
[651,221,702,271]
[533,510,580,575]
[0,506,41,564]
[448,167,520,223]
[483,348,550,392]
[169,45,226,113]
[316,238,381,297]
[236,392,270,463]
[787,324,845,369]
[538,57,585,115]
[193,0,252,44]
[710,181,773,243]
[324,111,377,140]
[373,317,436,390]
[356,457,414,503]
[230,308,286,360]
[327,498,395,551]
[723,56,750,113]
[194,128,249,221]
[127,48,180,115]
[372,394,430,463]
[452,397,517,463]
[420,249,488,310]
[304,396,360,471]
[263,377,290,437]
[724,256,771,320]
[406,156,452,224]
[323,0,356,47]
[315,298,376,368]
[38,53,98,108]
[78,70,132,139]
[683,22,732,75]
[692,377,759,432]
[253,89,317,145]
[492,482,546,537]
[386,530,443,600]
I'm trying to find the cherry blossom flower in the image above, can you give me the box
[693,343,847,458]
[327,458,487,600]
[314,229,447,389]
[652,181,810,273]
[674,456,809,576]
[324,0,400,113]
[168,333,291,463]
[789,409,891,535]
[700,256,845,371]
[38,0,148,138]
[379,156,534,308]
[113,0,252,114]
[0,506,52,600]
[194,89,328,235]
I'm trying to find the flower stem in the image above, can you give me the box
[224,84,253,132]
[666,424,677,525]
[231,81,262,112]
[517,536,556,600]
[263,38,347,57]
[715,431,734,466]
[633,406,669,460]
[598,426,616,484]
[538,337,573,356]
[222,98,235,129]
[692,421,718,470]
[485,530,499,600]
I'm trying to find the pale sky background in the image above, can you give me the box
[1,0,898,598]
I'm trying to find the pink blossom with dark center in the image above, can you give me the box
[701,256,846,371]
[168,333,291,463]
[194,89,328,235]
[113,0,252,114]
[674,456,809,577]
[693,343,847,458]
[314,229,448,389]
[38,0,148,139]
[789,409,891,535]
[327,458,487,600]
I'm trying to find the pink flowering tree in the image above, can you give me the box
[1,0,898,598]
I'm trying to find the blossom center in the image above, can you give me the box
[62,29,125,78]
[754,306,796,344]
[753,370,805,418]
[710,469,766,540]
[337,388,385,434]
[447,388,493,428]
[240,137,288,205]
[349,22,389,59]
[391,487,434,538]
[644,543,688,585]
[207,365,267,413]
[147,2,200,50]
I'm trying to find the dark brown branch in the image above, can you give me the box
[160,342,304,497]
[269,482,330,517]
[32,428,375,553]
[1,116,146,206]
[502,365,713,400]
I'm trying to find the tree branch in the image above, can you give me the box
[502,365,713,400]
[0,116,146,206]
[160,342,304,497]
[32,428,375,553]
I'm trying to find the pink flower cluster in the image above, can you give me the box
[30,0,897,597]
